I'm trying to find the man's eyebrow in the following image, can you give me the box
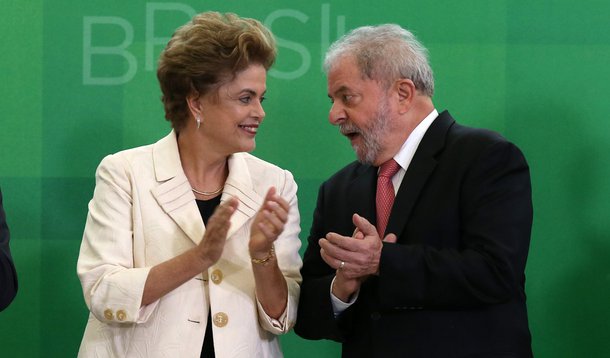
[328,85,350,98]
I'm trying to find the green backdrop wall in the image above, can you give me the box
[1,1,609,357]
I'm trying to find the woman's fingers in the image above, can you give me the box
[198,197,238,265]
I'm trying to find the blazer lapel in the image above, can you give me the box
[385,111,455,240]
[348,164,378,227]
[151,131,204,245]
[149,134,266,244]
[221,153,263,239]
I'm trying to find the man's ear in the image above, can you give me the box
[396,79,416,114]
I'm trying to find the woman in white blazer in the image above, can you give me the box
[77,12,302,358]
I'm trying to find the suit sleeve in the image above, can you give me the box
[0,189,18,311]
[294,183,346,342]
[77,155,156,324]
[378,140,533,309]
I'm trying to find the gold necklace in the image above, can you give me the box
[191,185,223,196]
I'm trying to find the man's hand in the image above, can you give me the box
[320,213,397,301]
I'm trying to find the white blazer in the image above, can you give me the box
[77,131,302,358]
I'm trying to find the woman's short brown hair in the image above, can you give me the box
[157,12,276,132]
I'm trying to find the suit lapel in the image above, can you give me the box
[385,111,455,240]
[348,164,377,227]
[151,131,204,245]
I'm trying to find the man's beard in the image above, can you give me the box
[340,100,391,165]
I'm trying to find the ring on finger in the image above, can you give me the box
[339,261,345,270]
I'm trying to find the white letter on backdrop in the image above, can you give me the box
[83,16,136,85]
[145,3,196,71]
[265,10,311,80]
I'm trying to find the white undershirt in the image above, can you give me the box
[330,109,439,316]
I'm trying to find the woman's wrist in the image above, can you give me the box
[189,247,212,271]
[250,245,275,266]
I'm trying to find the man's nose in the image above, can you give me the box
[329,102,346,125]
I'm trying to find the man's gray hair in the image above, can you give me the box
[324,24,434,97]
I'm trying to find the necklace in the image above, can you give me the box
[192,185,223,196]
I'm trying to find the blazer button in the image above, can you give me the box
[370,311,381,321]
[213,312,228,327]
[104,309,114,321]
[116,310,127,321]
[210,269,223,285]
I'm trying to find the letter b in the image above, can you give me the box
[83,16,136,86]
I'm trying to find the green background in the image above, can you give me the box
[1,1,609,356]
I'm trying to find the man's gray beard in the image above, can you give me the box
[341,101,390,165]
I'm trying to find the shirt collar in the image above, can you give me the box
[393,108,438,171]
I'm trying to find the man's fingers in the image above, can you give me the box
[320,246,336,267]
[383,233,397,243]
[352,214,379,238]
[320,248,346,272]
[322,234,351,254]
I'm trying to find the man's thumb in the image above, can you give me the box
[383,233,397,243]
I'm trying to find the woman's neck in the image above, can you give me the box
[177,129,229,197]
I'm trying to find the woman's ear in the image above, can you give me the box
[396,79,416,114]
[186,93,202,118]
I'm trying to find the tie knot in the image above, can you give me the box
[379,159,400,178]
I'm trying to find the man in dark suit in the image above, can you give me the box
[0,187,18,311]
[295,24,533,357]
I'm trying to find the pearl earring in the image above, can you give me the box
[196,115,201,129]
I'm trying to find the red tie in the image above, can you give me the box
[376,159,401,237]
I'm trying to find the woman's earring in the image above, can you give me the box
[196,115,201,129]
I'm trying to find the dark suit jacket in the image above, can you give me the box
[0,188,18,311]
[295,111,533,358]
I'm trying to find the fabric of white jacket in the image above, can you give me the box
[77,131,302,358]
